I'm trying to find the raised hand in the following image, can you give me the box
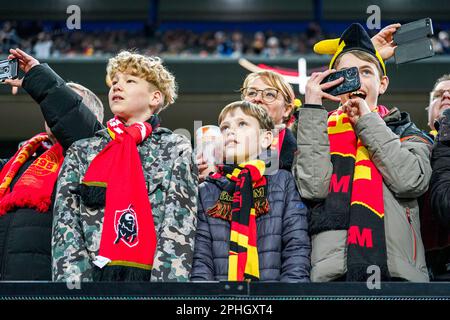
[341,98,371,125]
[8,48,40,73]
[371,23,401,61]
[196,153,217,182]
[305,69,343,105]
[2,48,40,94]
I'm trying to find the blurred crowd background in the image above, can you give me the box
[1,0,450,151]
[2,20,450,59]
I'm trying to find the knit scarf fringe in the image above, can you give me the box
[0,194,51,214]
[207,197,269,221]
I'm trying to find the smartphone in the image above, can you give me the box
[393,18,433,45]
[320,67,361,96]
[393,18,435,64]
[0,58,18,82]
[395,37,434,64]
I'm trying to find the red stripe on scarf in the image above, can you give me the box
[351,159,384,217]
[230,221,250,237]
[236,252,248,278]
[329,131,358,156]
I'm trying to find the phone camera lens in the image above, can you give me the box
[347,68,356,77]
[3,67,9,73]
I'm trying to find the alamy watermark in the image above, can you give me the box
[366,5,381,30]
[66,5,81,30]
[366,265,381,290]
[65,264,81,290]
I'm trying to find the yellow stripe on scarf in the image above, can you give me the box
[230,230,249,248]
[228,253,238,281]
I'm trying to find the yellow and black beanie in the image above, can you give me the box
[313,23,386,75]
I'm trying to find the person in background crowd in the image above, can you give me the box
[427,75,450,136]
[426,75,450,281]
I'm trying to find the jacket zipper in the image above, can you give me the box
[406,208,417,262]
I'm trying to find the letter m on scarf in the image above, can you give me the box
[329,174,351,193]
[347,226,373,248]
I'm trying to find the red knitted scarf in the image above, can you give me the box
[83,116,158,271]
[0,133,63,215]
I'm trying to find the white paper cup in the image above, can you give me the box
[195,125,222,165]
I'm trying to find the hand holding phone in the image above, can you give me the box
[0,58,18,82]
[320,67,361,96]
[304,69,344,105]
[393,18,435,64]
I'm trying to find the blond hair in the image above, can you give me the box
[334,50,383,79]
[241,71,295,123]
[67,82,104,123]
[106,51,177,112]
[218,101,274,131]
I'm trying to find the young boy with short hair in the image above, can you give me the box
[191,100,310,282]
[294,23,432,282]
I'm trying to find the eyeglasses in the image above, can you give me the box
[432,89,450,100]
[240,87,279,103]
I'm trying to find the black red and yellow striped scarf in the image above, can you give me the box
[207,160,268,281]
[331,107,390,281]
[310,106,390,281]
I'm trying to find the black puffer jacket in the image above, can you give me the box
[430,108,450,229]
[191,169,311,282]
[279,128,297,171]
[0,64,101,280]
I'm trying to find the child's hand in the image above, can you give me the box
[371,23,401,61]
[196,153,216,182]
[305,69,343,105]
[341,98,371,125]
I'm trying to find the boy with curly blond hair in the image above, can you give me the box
[52,51,198,282]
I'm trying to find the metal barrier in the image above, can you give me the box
[0,282,449,300]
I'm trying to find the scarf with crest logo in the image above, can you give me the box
[79,115,159,281]
[207,160,268,281]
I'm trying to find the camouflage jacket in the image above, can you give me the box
[52,126,198,282]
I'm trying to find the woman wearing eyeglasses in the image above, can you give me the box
[240,71,298,171]
[197,70,298,180]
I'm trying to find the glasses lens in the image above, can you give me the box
[263,89,278,102]
[244,88,258,98]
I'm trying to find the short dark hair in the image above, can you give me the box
[218,101,275,130]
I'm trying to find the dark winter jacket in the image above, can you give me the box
[0,64,100,280]
[191,169,311,282]
[293,105,432,282]
[428,109,450,279]
[279,128,297,171]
